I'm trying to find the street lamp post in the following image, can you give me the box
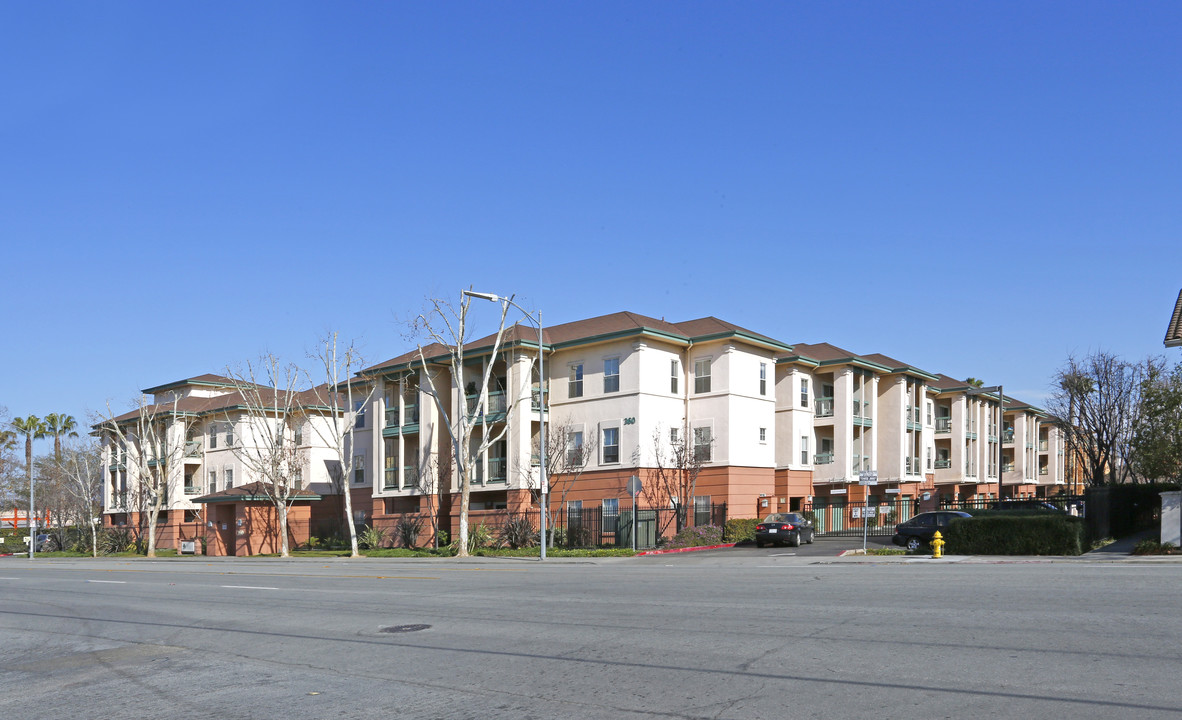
[463,290,548,560]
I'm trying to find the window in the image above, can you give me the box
[208,469,218,493]
[602,498,619,533]
[694,358,711,394]
[759,427,767,443]
[693,426,712,462]
[670,360,679,394]
[566,430,584,466]
[602,427,619,464]
[569,364,583,398]
[354,400,367,429]
[208,425,218,450]
[184,509,200,523]
[603,358,620,393]
[224,423,234,447]
[670,427,680,444]
[694,495,711,526]
[801,436,809,465]
[354,455,365,484]
[926,402,933,426]
[224,468,234,488]
[294,423,303,446]
[926,447,932,470]
[800,379,808,408]
[759,363,767,396]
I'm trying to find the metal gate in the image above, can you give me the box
[802,497,916,537]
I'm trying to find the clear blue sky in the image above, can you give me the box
[2,2,1179,438]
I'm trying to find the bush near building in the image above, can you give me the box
[944,514,1087,556]
[723,518,758,543]
[0,529,29,554]
[665,525,724,549]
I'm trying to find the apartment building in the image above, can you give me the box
[351,312,791,536]
[98,374,342,555]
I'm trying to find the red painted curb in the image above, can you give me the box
[637,542,736,556]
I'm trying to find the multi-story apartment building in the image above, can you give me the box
[98,374,342,555]
[351,312,791,536]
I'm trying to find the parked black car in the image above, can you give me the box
[892,511,971,551]
[755,513,814,548]
[990,499,1063,513]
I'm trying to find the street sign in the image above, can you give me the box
[858,470,878,485]
[626,475,643,496]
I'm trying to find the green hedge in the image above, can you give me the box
[724,518,758,543]
[944,514,1087,556]
[0,529,30,554]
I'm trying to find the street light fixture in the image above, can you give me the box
[463,290,548,560]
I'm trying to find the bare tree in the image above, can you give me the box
[224,356,307,558]
[641,422,711,536]
[100,394,189,557]
[411,291,529,557]
[59,439,104,557]
[1130,358,1182,483]
[517,417,598,547]
[1048,351,1145,486]
[306,333,374,558]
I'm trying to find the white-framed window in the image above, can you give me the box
[800,379,808,408]
[694,358,711,394]
[566,430,584,466]
[569,364,584,398]
[354,455,365,484]
[670,359,679,394]
[354,399,367,429]
[224,467,234,488]
[603,357,620,393]
[670,427,680,444]
[926,446,932,470]
[926,401,933,426]
[224,423,234,447]
[208,468,218,493]
[294,422,303,446]
[602,498,619,533]
[693,495,711,526]
[801,436,809,465]
[693,426,712,462]
[759,427,767,443]
[759,363,767,396]
[602,426,620,464]
[208,425,218,450]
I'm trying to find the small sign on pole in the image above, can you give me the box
[858,470,878,486]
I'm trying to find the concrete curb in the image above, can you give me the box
[636,542,737,556]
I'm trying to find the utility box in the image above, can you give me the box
[180,540,197,555]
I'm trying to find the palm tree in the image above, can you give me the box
[11,416,47,534]
[43,413,79,462]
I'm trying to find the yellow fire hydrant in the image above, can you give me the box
[931,530,945,559]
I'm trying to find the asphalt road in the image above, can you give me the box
[2,553,1180,719]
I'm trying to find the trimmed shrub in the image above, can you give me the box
[499,512,536,549]
[393,515,423,549]
[724,518,758,543]
[665,524,724,550]
[943,514,1086,556]
[358,525,388,550]
[1133,540,1180,555]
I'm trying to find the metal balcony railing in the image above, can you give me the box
[934,459,952,469]
[815,397,835,417]
[814,452,834,465]
[935,417,952,433]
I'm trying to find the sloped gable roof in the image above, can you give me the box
[1166,288,1182,347]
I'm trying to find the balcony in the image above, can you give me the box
[814,397,835,418]
[467,391,508,421]
[1002,430,1015,444]
[184,440,202,458]
[1039,440,1049,452]
[934,459,952,469]
[814,452,834,465]
[476,457,508,484]
[385,403,420,429]
[403,465,419,488]
[383,467,398,490]
[1039,466,1049,476]
[183,484,201,496]
[935,417,952,434]
[1002,462,1016,473]
[531,387,548,412]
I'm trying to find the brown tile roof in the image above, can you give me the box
[858,353,937,379]
[362,311,788,374]
[928,374,971,391]
[1167,288,1182,347]
[98,386,341,426]
[781,342,869,364]
[191,481,322,503]
[141,373,256,395]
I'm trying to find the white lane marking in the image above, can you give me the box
[86,580,126,584]
[220,585,279,590]
[769,553,797,557]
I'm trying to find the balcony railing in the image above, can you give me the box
[183,485,201,496]
[531,387,548,411]
[476,457,508,484]
[1002,462,1016,472]
[403,465,419,488]
[935,417,952,433]
[815,397,835,418]
[1039,440,1049,451]
[814,452,834,465]
[467,391,508,419]
[852,400,870,418]
[934,459,952,469]
[386,403,420,428]
[383,467,398,490]
[184,441,202,457]
[1038,466,1049,476]
[1002,430,1015,444]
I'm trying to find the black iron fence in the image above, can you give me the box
[938,495,1086,515]
[801,498,917,537]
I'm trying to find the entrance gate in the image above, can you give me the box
[802,497,917,538]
